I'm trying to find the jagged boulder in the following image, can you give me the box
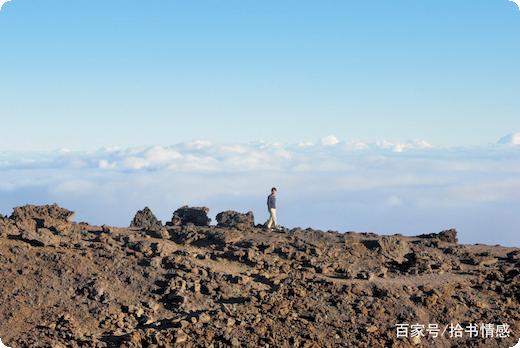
[418,229,458,243]
[9,204,75,233]
[130,207,163,231]
[363,236,411,264]
[216,210,255,231]
[0,217,18,238]
[20,228,61,247]
[0,215,9,237]
[169,206,211,226]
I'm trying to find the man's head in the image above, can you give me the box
[271,187,277,195]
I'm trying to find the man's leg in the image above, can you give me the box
[271,208,277,229]
[267,209,275,229]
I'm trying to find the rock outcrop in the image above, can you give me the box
[0,205,518,348]
[19,228,61,247]
[215,210,255,230]
[363,236,411,264]
[169,206,211,226]
[129,207,162,231]
[418,228,458,243]
[9,204,74,233]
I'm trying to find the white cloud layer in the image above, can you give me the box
[320,135,340,146]
[1,135,519,247]
[510,0,520,10]
[498,132,520,145]
[0,137,478,173]
[0,0,11,11]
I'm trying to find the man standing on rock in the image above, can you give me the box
[266,187,277,230]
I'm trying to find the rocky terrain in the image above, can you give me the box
[0,204,518,348]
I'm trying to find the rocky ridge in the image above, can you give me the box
[0,204,518,348]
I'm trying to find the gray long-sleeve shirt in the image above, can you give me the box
[267,194,276,209]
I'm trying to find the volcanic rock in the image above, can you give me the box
[363,236,411,264]
[9,204,74,233]
[418,228,458,243]
[216,210,254,230]
[20,228,61,247]
[0,216,18,237]
[0,205,518,348]
[169,206,211,226]
[129,207,162,231]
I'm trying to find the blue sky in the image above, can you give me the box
[0,1,519,246]
[0,0,519,150]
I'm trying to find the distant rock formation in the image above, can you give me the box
[9,204,74,233]
[130,207,163,231]
[216,210,255,231]
[418,228,458,243]
[169,206,211,226]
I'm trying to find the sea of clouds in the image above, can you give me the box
[1,135,519,247]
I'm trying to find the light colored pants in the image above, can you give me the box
[267,208,277,229]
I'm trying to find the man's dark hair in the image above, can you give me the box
[271,187,277,192]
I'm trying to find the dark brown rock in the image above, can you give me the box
[417,228,458,243]
[169,206,211,226]
[20,228,61,247]
[0,215,18,237]
[130,207,163,231]
[365,236,411,264]
[215,210,255,230]
[9,204,75,233]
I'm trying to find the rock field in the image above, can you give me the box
[0,204,518,347]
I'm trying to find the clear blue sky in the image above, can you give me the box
[0,0,519,151]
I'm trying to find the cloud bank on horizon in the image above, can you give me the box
[499,132,520,145]
[2,133,516,172]
[0,0,11,11]
[1,134,519,247]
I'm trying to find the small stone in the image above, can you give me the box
[199,313,211,324]
[478,257,498,266]
[366,325,378,333]
[135,307,145,318]
[193,283,201,293]
[411,335,421,345]
[175,331,188,344]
